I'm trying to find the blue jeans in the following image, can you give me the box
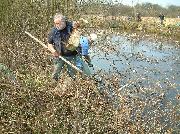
[52,55,77,81]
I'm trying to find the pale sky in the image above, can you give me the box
[113,0,180,7]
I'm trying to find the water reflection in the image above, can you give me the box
[90,34,180,102]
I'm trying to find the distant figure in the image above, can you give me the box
[127,16,132,21]
[136,13,142,22]
[159,14,165,25]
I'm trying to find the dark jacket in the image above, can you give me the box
[48,21,77,56]
[159,14,165,20]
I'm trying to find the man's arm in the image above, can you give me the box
[47,43,59,57]
[47,43,56,53]
[47,29,60,57]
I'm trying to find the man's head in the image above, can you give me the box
[72,21,80,29]
[54,13,66,30]
[72,19,87,30]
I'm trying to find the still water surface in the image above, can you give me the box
[90,35,180,103]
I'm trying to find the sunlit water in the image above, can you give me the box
[90,35,180,104]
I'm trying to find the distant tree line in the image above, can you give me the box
[0,0,179,37]
[79,0,180,18]
[0,0,179,24]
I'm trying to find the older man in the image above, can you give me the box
[47,13,78,81]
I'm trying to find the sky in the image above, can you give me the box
[113,0,180,7]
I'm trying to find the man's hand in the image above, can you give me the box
[52,51,60,57]
[47,44,60,57]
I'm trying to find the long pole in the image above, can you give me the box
[25,31,83,73]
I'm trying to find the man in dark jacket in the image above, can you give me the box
[136,13,142,22]
[159,13,165,25]
[47,13,78,81]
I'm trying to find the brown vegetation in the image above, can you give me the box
[0,0,180,133]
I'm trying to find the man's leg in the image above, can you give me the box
[76,56,83,70]
[66,56,91,78]
[80,56,91,76]
[66,56,77,79]
[52,58,65,81]
[82,60,91,76]
[76,56,91,76]
[161,20,163,25]
[84,55,93,67]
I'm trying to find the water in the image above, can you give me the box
[90,35,180,103]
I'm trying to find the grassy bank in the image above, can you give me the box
[82,15,180,43]
[1,73,180,133]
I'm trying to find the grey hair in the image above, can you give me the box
[53,13,66,21]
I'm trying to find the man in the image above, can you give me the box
[78,33,97,67]
[47,13,78,81]
[72,20,97,67]
[159,13,165,25]
[136,13,142,22]
[71,21,97,75]
[75,33,97,78]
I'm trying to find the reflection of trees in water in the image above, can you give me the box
[92,33,179,98]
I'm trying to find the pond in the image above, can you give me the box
[90,34,180,104]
